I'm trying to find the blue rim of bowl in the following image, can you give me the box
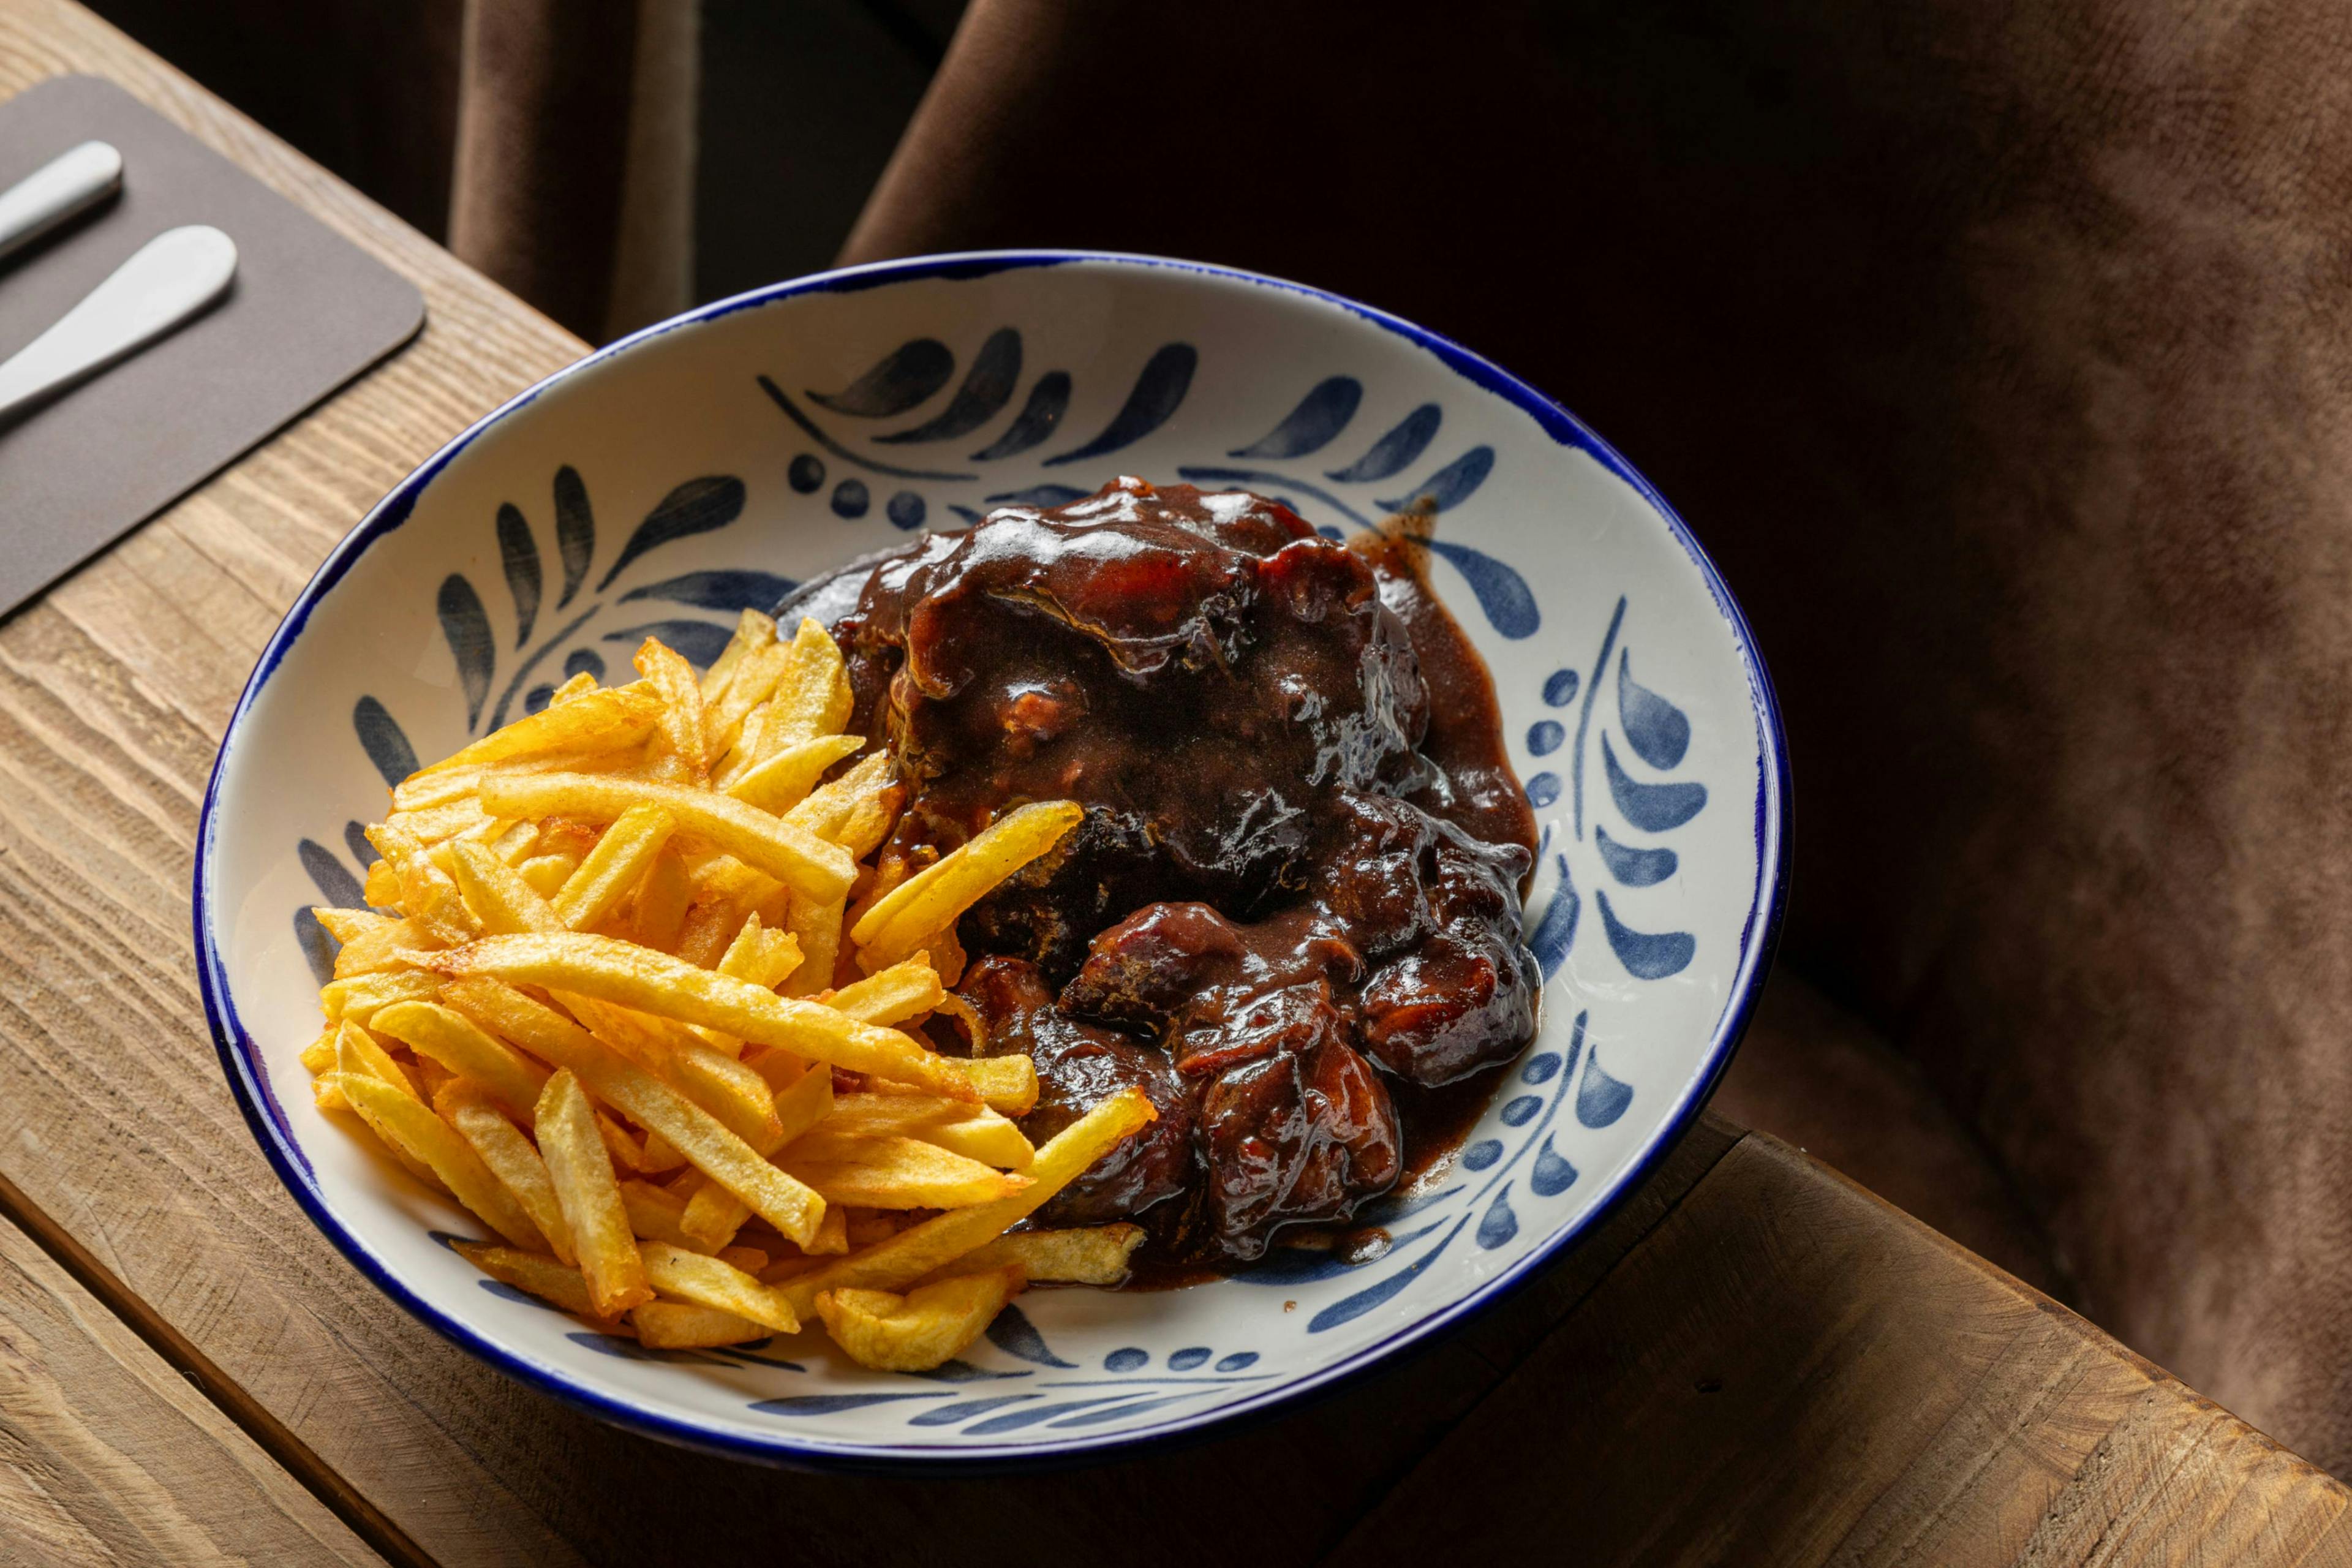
[193,249,1791,1470]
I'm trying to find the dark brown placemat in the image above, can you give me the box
[0,75,424,617]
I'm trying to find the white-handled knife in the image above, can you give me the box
[0,140,123,262]
[0,225,238,423]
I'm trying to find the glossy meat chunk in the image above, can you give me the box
[804,477,1539,1265]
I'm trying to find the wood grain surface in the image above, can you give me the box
[0,5,2343,1566]
[0,1200,381,1566]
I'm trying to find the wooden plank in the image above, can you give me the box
[1330,1135,2352,1567]
[0,1198,382,1566]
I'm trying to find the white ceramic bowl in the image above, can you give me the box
[196,252,1789,1465]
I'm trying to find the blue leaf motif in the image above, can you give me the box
[984,484,1091,508]
[599,619,736,668]
[1044,344,1196,467]
[1531,1133,1578,1196]
[352,696,418,786]
[1425,539,1539,639]
[298,839,364,908]
[984,1303,1078,1368]
[1597,889,1695,979]
[880,328,1020,442]
[1618,650,1691,769]
[1477,1185,1519,1250]
[1376,445,1494,514]
[1050,1393,1207,1428]
[596,477,745,591]
[618,570,797,613]
[552,466,594,609]
[1328,403,1440,482]
[752,1392,946,1416]
[342,821,374,873]
[809,338,954,418]
[295,910,336,985]
[436,574,494,729]
[1528,854,1578,979]
[963,1397,1131,1434]
[910,1396,1037,1427]
[971,371,1069,461]
[1596,825,1678,888]
[1230,377,1361,459]
[1577,1046,1635,1128]
[760,379,976,481]
[1168,1348,1212,1370]
[1602,734,1706,832]
[496,503,540,648]
[485,605,599,731]
[1307,1216,1468,1332]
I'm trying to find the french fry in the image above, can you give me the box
[550,671,600,706]
[320,968,445,1027]
[597,1110,647,1173]
[446,978,827,1246]
[913,1224,1144,1287]
[778,1087,1152,1318]
[479,774,854,903]
[931,1054,1039,1117]
[632,1300,770,1349]
[851,801,1080,969]
[551,804,677,929]
[516,853,579,897]
[771,1058,835,1144]
[717,1245,770,1275]
[680,1178,750,1251]
[535,1069,651,1317]
[452,1241,625,1329]
[638,1240,800,1333]
[815,1093,1034,1170]
[439,1080,575,1264]
[415,683,663,775]
[698,608,778,707]
[361,859,401,908]
[725,734,863,815]
[781,893,845,997]
[374,1001,549,1123]
[824,957,944,1027]
[448,840,563,937]
[785,753,900,859]
[763,617,854,754]
[333,1019,417,1099]
[619,1178,706,1251]
[807,1204,851,1254]
[704,641,791,764]
[638,1130,688,1174]
[815,1265,1024,1373]
[333,1072,545,1250]
[636,637,709,785]
[430,933,980,1101]
[629,841,695,952]
[299,1029,337,1075]
[367,820,484,947]
[314,908,441,978]
[781,1136,1030,1209]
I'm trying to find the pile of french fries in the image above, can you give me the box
[304,612,1156,1370]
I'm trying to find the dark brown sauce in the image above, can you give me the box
[795,478,1539,1275]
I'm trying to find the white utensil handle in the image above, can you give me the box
[0,225,238,421]
[0,141,123,261]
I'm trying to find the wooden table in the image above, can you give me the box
[0,5,2345,1563]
